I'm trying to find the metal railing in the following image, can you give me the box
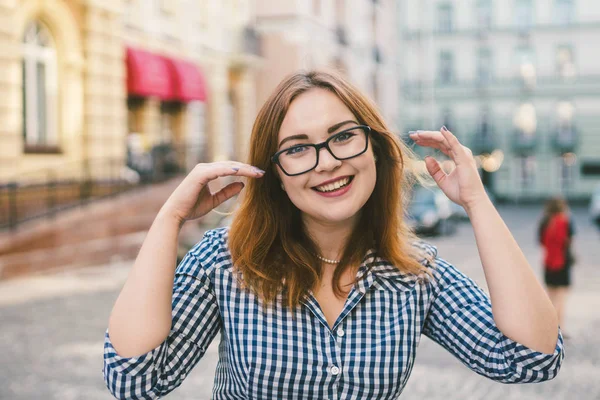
[0,144,206,230]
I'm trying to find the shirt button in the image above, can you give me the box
[330,365,341,375]
[336,328,345,337]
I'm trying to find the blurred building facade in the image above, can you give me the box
[0,0,261,184]
[399,0,600,201]
[255,0,400,128]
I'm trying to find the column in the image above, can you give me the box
[0,29,21,180]
[139,98,162,151]
[234,68,257,162]
[82,3,126,177]
[206,61,229,161]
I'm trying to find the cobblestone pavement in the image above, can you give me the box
[1,205,599,399]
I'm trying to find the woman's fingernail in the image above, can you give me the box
[253,167,265,174]
[441,126,448,132]
[232,167,240,172]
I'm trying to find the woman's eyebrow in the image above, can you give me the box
[278,134,308,148]
[327,120,359,133]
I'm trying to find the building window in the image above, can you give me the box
[516,45,536,88]
[477,47,493,83]
[476,0,493,30]
[437,3,454,33]
[514,102,537,136]
[479,109,491,137]
[556,45,576,79]
[555,101,576,151]
[438,51,454,84]
[22,21,58,151]
[515,0,533,31]
[518,155,537,190]
[441,108,453,132]
[559,153,577,191]
[557,101,574,130]
[554,0,575,25]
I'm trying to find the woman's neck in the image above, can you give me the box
[302,215,357,261]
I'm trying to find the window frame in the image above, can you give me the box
[438,50,455,84]
[437,3,454,33]
[21,21,60,154]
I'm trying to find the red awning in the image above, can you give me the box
[163,57,208,102]
[126,47,172,99]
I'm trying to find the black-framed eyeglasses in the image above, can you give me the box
[271,125,372,176]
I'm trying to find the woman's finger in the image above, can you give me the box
[211,181,245,209]
[425,156,448,186]
[410,131,452,151]
[410,135,452,156]
[412,139,452,155]
[439,127,470,164]
[193,163,265,187]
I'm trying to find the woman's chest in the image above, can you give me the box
[216,281,429,399]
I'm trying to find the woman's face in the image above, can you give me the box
[275,88,377,227]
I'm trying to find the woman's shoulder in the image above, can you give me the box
[410,240,438,267]
[177,227,233,277]
[409,240,468,286]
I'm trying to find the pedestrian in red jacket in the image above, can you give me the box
[538,197,575,336]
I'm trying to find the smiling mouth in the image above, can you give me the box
[312,176,355,193]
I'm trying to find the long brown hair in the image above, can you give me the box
[229,70,431,310]
[543,197,568,218]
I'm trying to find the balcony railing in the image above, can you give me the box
[402,20,600,39]
[551,127,579,154]
[511,131,538,155]
[402,75,600,101]
[470,132,497,155]
[0,144,203,230]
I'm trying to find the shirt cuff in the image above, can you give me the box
[103,330,167,376]
[500,328,564,380]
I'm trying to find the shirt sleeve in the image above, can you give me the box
[103,250,222,399]
[422,258,564,384]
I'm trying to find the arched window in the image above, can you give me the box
[22,21,58,151]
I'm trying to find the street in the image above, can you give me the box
[1,205,599,400]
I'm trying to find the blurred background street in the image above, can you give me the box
[1,205,599,399]
[2,0,600,399]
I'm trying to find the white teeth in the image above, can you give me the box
[315,177,351,192]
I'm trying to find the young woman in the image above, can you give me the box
[104,71,563,399]
[538,197,575,335]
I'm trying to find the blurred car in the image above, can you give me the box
[406,186,456,236]
[590,184,600,228]
[450,186,496,221]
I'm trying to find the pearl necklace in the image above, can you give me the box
[314,254,341,264]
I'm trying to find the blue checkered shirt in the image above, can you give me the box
[104,227,564,399]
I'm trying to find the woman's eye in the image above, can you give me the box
[333,132,355,142]
[284,146,308,156]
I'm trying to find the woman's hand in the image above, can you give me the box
[159,162,265,226]
[409,126,487,212]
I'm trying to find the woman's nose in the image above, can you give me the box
[314,147,342,172]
